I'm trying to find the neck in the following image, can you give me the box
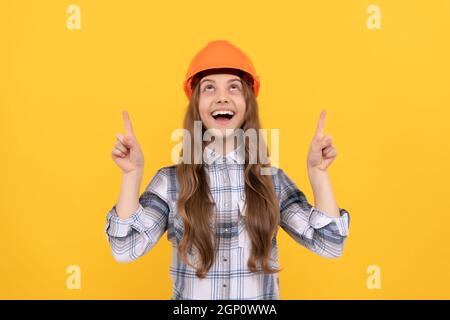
[207,135,242,156]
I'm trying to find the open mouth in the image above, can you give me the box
[210,109,235,124]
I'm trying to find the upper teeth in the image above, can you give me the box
[212,110,235,116]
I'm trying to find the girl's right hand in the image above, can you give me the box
[111,110,145,174]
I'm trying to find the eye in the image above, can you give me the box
[203,84,214,92]
[230,83,241,91]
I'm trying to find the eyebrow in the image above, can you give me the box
[200,78,242,85]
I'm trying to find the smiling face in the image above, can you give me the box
[198,73,247,137]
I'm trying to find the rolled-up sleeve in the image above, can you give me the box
[105,168,170,263]
[277,169,350,258]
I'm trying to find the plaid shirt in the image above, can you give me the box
[105,144,350,300]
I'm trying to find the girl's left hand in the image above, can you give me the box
[306,110,337,172]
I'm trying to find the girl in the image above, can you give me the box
[105,40,350,300]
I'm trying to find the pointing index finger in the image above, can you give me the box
[122,110,135,136]
[314,109,326,138]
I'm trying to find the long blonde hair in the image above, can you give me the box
[176,69,281,278]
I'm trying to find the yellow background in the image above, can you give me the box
[1,0,449,299]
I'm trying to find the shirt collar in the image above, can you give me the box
[204,142,245,165]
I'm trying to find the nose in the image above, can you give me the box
[216,96,230,105]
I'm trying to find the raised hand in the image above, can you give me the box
[111,110,145,174]
[306,110,337,172]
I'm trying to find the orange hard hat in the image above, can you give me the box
[183,40,260,100]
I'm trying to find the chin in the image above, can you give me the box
[221,128,238,137]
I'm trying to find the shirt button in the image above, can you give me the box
[225,228,229,232]
[223,284,227,287]
[224,202,229,207]
[223,258,228,262]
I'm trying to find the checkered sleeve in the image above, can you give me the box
[277,169,350,258]
[105,168,170,262]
